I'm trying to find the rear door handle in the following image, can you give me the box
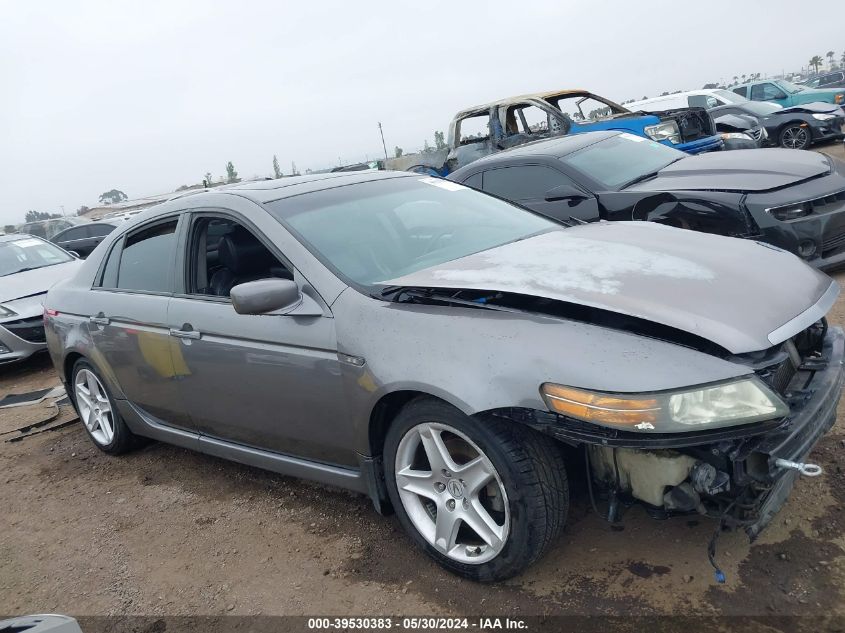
[89,313,110,326]
[169,325,201,340]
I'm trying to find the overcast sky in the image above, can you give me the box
[1,0,843,225]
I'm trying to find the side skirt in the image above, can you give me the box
[115,400,370,496]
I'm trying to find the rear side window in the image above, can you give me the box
[483,166,570,201]
[732,86,748,98]
[462,172,483,189]
[89,224,115,237]
[115,220,178,293]
[57,226,89,241]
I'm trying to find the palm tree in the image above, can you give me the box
[827,51,835,68]
[732,75,738,85]
[809,55,823,73]
[741,74,747,82]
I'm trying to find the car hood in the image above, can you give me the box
[0,260,83,304]
[624,148,830,193]
[778,102,844,115]
[383,223,837,355]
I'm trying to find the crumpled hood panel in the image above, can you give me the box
[778,102,844,115]
[624,148,830,192]
[384,223,836,354]
[0,260,82,304]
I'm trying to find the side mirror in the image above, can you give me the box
[544,184,588,202]
[230,278,301,315]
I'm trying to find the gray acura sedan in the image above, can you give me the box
[45,171,844,580]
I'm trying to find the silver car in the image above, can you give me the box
[44,172,844,580]
[0,235,82,363]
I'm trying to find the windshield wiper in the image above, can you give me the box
[619,171,660,190]
[1,267,39,277]
[619,157,684,190]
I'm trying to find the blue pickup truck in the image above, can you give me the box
[385,89,723,176]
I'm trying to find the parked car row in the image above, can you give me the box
[447,131,845,271]
[628,86,845,150]
[39,152,845,581]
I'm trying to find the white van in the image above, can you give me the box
[627,89,777,112]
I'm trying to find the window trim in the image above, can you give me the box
[92,215,181,297]
[175,208,296,303]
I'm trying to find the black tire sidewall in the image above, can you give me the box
[71,358,133,454]
[383,399,549,581]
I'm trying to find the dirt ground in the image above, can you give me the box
[2,141,845,625]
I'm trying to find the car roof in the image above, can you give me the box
[457,131,621,170]
[453,89,595,118]
[197,170,415,205]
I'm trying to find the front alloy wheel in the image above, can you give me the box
[394,422,509,564]
[384,398,569,581]
[780,125,810,150]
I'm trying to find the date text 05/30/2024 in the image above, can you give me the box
[307,617,528,630]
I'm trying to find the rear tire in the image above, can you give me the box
[779,124,811,150]
[384,397,568,581]
[71,359,139,455]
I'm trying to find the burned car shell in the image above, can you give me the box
[386,90,722,176]
[43,171,843,548]
[448,131,845,271]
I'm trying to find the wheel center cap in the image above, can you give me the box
[446,479,464,499]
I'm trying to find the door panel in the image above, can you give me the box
[88,291,191,429]
[167,296,354,466]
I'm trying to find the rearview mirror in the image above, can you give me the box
[231,278,301,315]
[544,184,588,202]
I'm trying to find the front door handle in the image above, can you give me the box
[169,325,201,340]
[89,313,110,326]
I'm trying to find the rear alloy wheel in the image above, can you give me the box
[72,359,139,454]
[779,124,811,150]
[384,398,568,581]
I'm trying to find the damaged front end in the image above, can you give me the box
[637,106,724,154]
[512,319,843,541]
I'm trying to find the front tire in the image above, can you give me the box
[72,359,139,454]
[779,124,811,150]
[384,397,568,581]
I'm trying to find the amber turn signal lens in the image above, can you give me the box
[541,383,660,427]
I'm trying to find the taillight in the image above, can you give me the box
[44,308,59,317]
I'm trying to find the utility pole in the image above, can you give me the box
[60,205,66,217]
[378,122,388,161]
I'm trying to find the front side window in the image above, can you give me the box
[0,237,73,277]
[548,94,620,122]
[266,177,554,286]
[483,166,572,201]
[561,133,684,190]
[89,224,116,238]
[187,216,291,298]
[752,83,786,101]
[732,86,748,98]
[115,220,177,293]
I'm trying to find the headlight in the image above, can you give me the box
[540,377,788,433]
[812,113,835,121]
[767,201,812,221]
[644,121,681,144]
[720,132,753,140]
[0,305,17,318]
